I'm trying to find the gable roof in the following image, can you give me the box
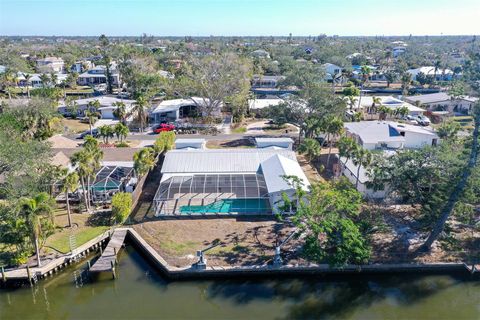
[404,92,479,104]
[261,154,310,193]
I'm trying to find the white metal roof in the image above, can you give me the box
[151,97,210,114]
[248,98,284,110]
[261,154,310,193]
[345,121,437,144]
[161,149,297,174]
[255,137,294,144]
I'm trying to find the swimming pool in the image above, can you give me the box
[179,199,271,214]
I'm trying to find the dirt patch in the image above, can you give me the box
[133,218,300,268]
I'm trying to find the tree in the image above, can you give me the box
[71,136,103,212]
[112,101,128,124]
[114,123,129,143]
[17,192,55,267]
[377,104,390,121]
[338,136,358,163]
[401,72,412,96]
[153,131,176,154]
[99,34,113,94]
[395,106,410,119]
[283,179,370,267]
[111,192,132,224]
[98,125,114,144]
[298,138,321,162]
[342,83,360,97]
[86,99,100,134]
[22,73,32,98]
[133,147,156,176]
[39,73,50,88]
[62,172,79,228]
[437,121,461,140]
[323,116,344,169]
[173,52,253,121]
[384,71,398,88]
[133,95,149,132]
[346,95,358,111]
[352,147,373,189]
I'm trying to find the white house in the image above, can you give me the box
[248,98,284,111]
[337,157,387,199]
[77,65,121,87]
[323,63,343,81]
[250,49,271,59]
[16,72,67,88]
[404,92,478,115]
[351,96,425,116]
[150,97,222,124]
[344,121,439,150]
[36,57,64,73]
[58,96,136,119]
[251,75,285,88]
[407,66,454,81]
[153,148,310,216]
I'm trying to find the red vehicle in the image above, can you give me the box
[154,123,175,134]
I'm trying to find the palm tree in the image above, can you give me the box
[22,73,32,97]
[352,148,373,189]
[71,137,103,212]
[133,147,156,177]
[99,125,114,144]
[395,106,410,119]
[298,138,321,163]
[338,136,358,164]
[347,95,358,111]
[49,72,58,87]
[377,104,390,121]
[112,101,128,124]
[39,73,50,88]
[401,72,412,96]
[114,123,129,142]
[324,116,344,169]
[62,172,79,228]
[357,65,371,112]
[17,192,54,267]
[369,96,382,119]
[133,96,149,133]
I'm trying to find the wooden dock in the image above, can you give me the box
[89,229,128,273]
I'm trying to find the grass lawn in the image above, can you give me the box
[232,126,247,133]
[45,226,109,254]
[62,118,90,133]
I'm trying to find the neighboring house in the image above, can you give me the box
[58,96,136,119]
[404,92,479,115]
[36,57,64,73]
[248,98,284,111]
[150,97,222,124]
[344,121,439,150]
[77,65,121,87]
[250,49,271,59]
[251,75,285,88]
[70,60,93,73]
[336,121,439,199]
[407,66,455,81]
[16,72,67,87]
[392,46,407,58]
[255,137,294,150]
[351,96,425,116]
[154,148,310,216]
[323,63,343,81]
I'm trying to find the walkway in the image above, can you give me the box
[90,229,128,272]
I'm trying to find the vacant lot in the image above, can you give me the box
[133,218,298,267]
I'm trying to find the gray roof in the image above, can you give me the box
[344,121,405,144]
[161,149,297,174]
[404,92,479,104]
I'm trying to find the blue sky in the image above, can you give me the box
[0,0,479,36]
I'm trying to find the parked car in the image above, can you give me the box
[402,115,419,125]
[415,115,431,126]
[78,128,99,139]
[153,123,175,134]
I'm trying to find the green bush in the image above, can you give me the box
[115,142,130,148]
[111,192,132,224]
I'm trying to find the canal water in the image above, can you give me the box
[1,245,479,319]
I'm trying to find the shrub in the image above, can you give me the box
[111,192,132,224]
[115,142,130,148]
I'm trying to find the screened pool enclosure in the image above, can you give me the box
[153,173,272,215]
[90,166,134,203]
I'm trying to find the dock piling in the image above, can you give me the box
[26,265,32,287]
[1,266,6,283]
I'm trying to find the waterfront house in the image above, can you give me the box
[251,75,285,89]
[404,92,478,115]
[153,147,310,216]
[407,66,455,81]
[77,65,121,87]
[36,57,65,73]
[350,96,425,116]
